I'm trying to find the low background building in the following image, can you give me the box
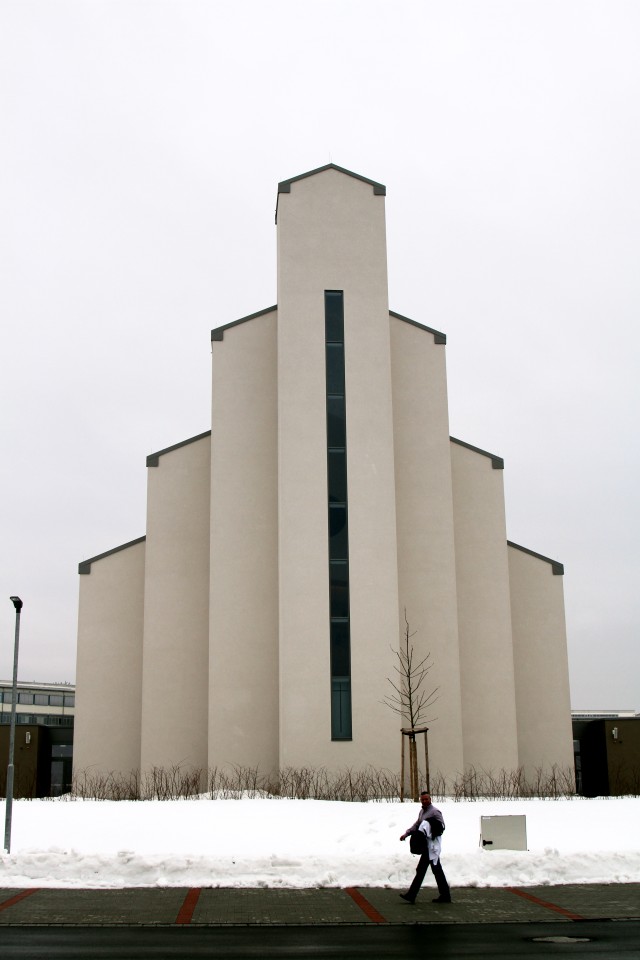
[0,680,75,797]
[572,710,640,796]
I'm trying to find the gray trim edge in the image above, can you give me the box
[211,305,277,342]
[276,164,385,222]
[79,536,146,575]
[507,540,564,576]
[147,430,211,467]
[390,310,446,345]
[450,436,504,470]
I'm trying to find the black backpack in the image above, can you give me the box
[427,815,445,838]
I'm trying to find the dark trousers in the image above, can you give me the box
[407,854,450,901]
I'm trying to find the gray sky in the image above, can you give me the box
[1,1,638,710]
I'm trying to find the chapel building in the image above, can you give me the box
[74,164,574,787]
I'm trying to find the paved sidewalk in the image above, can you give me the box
[0,884,638,926]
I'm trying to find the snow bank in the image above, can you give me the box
[1,796,638,889]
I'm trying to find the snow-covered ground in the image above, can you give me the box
[1,796,639,889]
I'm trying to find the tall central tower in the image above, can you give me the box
[276,166,401,767]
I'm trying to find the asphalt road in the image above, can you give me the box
[1,922,639,959]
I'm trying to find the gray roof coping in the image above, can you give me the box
[390,310,446,344]
[450,436,504,470]
[211,306,277,342]
[78,536,146,575]
[147,430,211,467]
[507,540,564,576]
[276,164,385,222]
[212,306,444,345]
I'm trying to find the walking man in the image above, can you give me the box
[399,790,451,904]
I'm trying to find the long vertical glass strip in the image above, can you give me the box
[325,290,352,740]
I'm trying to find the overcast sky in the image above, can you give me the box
[1,1,638,711]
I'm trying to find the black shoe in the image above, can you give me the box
[399,893,415,904]
[432,895,452,903]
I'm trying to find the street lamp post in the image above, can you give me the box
[4,596,23,854]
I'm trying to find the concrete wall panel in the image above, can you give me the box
[391,317,464,786]
[450,442,519,771]
[509,545,574,776]
[140,435,210,774]
[74,539,145,778]
[209,311,279,774]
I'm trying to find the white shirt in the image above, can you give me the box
[418,817,442,863]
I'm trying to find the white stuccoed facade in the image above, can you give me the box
[74,164,574,789]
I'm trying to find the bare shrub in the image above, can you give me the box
[69,762,584,801]
[71,768,140,801]
[140,764,203,800]
[445,764,578,801]
[206,765,275,799]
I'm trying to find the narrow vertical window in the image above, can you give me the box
[325,290,352,740]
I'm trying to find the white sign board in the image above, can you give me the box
[480,815,528,851]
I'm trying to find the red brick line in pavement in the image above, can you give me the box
[505,886,585,921]
[344,887,387,923]
[176,887,203,924]
[0,889,40,913]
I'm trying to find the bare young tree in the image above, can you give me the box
[384,612,438,799]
